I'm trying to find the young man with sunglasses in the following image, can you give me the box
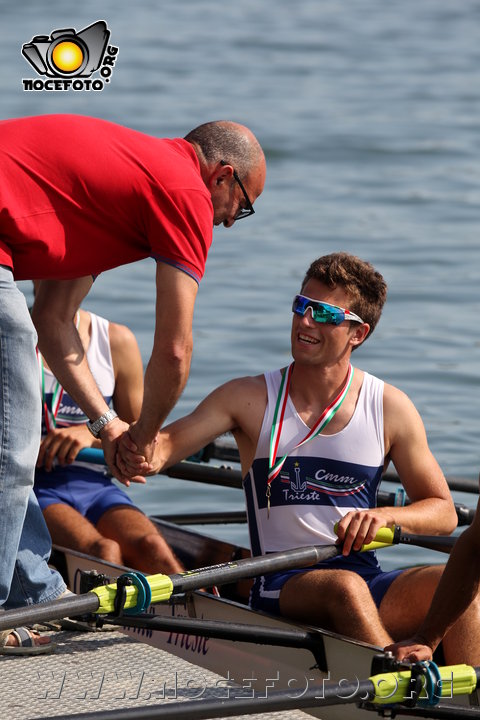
[0,114,265,652]
[122,251,480,664]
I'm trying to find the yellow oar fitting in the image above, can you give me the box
[333,523,397,552]
[91,572,174,615]
[361,526,396,552]
[370,664,477,706]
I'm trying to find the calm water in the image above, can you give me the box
[3,0,480,569]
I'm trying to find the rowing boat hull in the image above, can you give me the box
[51,518,479,719]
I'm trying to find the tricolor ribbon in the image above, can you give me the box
[267,362,354,516]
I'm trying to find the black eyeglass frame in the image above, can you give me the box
[220,160,255,220]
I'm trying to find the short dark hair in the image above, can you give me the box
[184,121,262,178]
[301,252,387,342]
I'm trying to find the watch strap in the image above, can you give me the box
[87,409,118,438]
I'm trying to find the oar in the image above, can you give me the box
[34,662,480,720]
[0,543,342,632]
[76,448,476,526]
[0,526,457,632]
[77,448,243,488]
[362,525,457,554]
[78,440,480,494]
[210,440,480,495]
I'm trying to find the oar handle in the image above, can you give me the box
[333,522,400,551]
[0,593,100,632]
[362,525,400,550]
[77,448,105,463]
[334,523,457,554]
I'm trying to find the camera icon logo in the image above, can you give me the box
[23,21,112,78]
[22,20,118,91]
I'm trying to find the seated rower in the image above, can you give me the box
[386,497,480,662]
[33,299,183,575]
[120,251,480,664]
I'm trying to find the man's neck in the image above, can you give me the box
[289,359,354,412]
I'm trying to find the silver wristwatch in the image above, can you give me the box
[86,409,118,438]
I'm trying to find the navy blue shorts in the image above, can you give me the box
[249,553,403,616]
[34,465,136,526]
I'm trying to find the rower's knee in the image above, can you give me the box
[135,531,166,556]
[328,571,373,610]
[90,537,123,564]
[130,531,183,574]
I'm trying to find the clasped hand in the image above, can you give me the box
[113,422,158,485]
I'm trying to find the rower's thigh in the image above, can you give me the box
[379,564,445,639]
[43,503,102,549]
[96,506,155,543]
[279,568,373,624]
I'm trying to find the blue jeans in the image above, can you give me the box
[0,266,65,609]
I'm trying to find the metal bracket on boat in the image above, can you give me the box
[79,570,111,594]
[370,652,401,675]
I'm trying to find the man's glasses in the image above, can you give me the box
[292,295,364,325]
[220,160,255,220]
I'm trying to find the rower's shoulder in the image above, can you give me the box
[382,380,424,427]
[382,379,414,406]
[218,373,267,400]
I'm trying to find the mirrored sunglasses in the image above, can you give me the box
[292,294,364,325]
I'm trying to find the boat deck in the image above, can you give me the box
[2,626,313,720]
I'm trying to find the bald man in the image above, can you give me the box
[0,114,265,651]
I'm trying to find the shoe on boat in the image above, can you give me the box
[0,627,57,656]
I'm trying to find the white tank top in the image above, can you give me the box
[243,368,385,556]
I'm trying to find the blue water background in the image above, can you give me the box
[2,0,480,570]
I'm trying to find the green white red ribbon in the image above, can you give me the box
[267,362,354,515]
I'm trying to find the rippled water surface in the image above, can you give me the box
[3,0,480,568]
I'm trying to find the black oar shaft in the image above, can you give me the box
[0,527,457,633]
[0,544,339,631]
[168,544,340,594]
[0,593,99,632]
[110,614,320,649]
[399,533,456,554]
[37,680,376,720]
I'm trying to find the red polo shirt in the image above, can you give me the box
[0,114,213,283]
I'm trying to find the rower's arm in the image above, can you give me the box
[33,277,117,423]
[384,383,457,534]
[336,383,456,554]
[146,375,265,477]
[387,500,480,660]
[109,321,144,424]
[32,277,128,478]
